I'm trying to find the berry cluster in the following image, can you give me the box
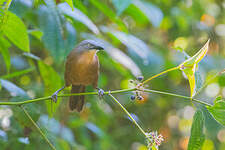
[129,76,145,101]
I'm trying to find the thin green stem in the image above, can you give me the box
[20,106,56,150]
[0,87,212,107]
[141,66,180,85]
[0,88,136,105]
[143,89,212,107]
[108,93,147,137]
[0,67,35,79]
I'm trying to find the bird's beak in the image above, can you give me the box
[94,46,104,50]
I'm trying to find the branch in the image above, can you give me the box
[0,88,212,107]
[0,88,136,105]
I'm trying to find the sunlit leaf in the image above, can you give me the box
[188,109,205,150]
[132,0,163,27]
[207,96,225,126]
[3,11,30,52]
[0,79,27,97]
[182,64,197,97]
[58,3,99,34]
[179,40,210,97]
[0,36,11,73]
[89,0,127,32]
[0,0,12,31]
[23,52,40,60]
[81,33,142,77]
[28,29,43,40]
[65,0,74,10]
[112,0,131,15]
[38,61,62,116]
[181,39,210,67]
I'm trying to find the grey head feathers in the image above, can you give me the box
[76,40,104,51]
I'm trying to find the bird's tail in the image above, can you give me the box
[69,85,85,112]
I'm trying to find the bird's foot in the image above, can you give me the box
[51,91,59,103]
[97,88,104,99]
[51,86,65,103]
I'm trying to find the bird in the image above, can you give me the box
[51,40,104,112]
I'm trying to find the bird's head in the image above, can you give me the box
[76,40,104,52]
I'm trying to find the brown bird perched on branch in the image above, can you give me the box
[51,40,104,112]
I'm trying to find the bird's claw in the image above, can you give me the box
[51,92,58,103]
[97,88,104,99]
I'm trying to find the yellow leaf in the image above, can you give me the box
[181,39,210,67]
[179,39,210,98]
[183,64,196,97]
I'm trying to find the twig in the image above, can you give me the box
[20,106,56,150]
[141,66,180,85]
[0,88,212,107]
[143,89,212,107]
[108,92,147,137]
[0,88,136,105]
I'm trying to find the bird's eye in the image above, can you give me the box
[87,43,91,47]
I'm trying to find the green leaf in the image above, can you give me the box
[28,29,43,40]
[0,0,12,32]
[207,96,225,126]
[62,22,76,56]
[38,61,62,116]
[38,1,76,62]
[194,70,203,93]
[0,36,11,73]
[112,0,131,15]
[125,4,149,25]
[89,0,127,32]
[3,11,30,52]
[38,0,64,61]
[65,0,74,10]
[58,3,99,34]
[187,109,205,150]
[132,0,163,27]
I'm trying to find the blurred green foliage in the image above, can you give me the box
[0,0,225,150]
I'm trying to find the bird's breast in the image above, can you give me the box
[66,50,99,86]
